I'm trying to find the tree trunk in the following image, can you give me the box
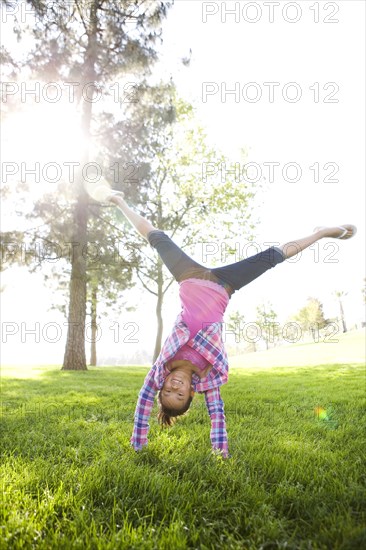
[90,286,98,366]
[152,259,164,363]
[62,193,88,370]
[62,1,98,370]
[339,299,347,333]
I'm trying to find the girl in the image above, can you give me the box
[106,190,356,457]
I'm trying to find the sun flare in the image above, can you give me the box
[2,101,86,202]
[3,102,85,164]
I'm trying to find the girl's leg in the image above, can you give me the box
[279,225,356,259]
[211,224,356,293]
[109,194,208,281]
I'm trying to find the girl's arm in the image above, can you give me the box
[130,367,158,450]
[204,388,229,458]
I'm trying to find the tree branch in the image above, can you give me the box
[163,276,175,295]
[92,211,131,238]
[74,0,89,34]
[136,271,157,296]
[170,202,194,238]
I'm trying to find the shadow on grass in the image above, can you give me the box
[1,365,150,394]
[2,363,364,413]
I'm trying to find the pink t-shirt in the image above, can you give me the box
[171,278,230,370]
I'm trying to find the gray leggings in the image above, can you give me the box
[148,231,285,296]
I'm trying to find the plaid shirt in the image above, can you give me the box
[130,314,229,457]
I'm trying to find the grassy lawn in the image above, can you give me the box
[1,333,365,549]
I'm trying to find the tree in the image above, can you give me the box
[293,297,328,341]
[227,310,246,355]
[102,85,258,361]
[228,310,245,339]
[333,290,348,333]
[1,1,172,370]
[255,302,279,350]
[0,193,137,366]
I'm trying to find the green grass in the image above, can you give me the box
[1,335,366,549]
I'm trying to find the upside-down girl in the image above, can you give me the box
[104,190,356,457]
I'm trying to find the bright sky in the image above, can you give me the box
[1,1,365,365]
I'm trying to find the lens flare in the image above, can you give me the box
[314,406,328,420]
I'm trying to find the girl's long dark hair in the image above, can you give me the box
[157,391,193,427]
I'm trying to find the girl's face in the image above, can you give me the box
[160,370,194,410]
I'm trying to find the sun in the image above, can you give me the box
[3,101,85,161]
[2,100,86,201]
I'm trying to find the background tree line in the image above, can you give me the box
[227,292,358,356]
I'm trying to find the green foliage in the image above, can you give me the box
[1,352,365,549]
[256,302,280,350]
[99,83,258,358]
[228,310,245,332]
[1,1,174,369]
[292,297,328,337]
[22,1,172,81]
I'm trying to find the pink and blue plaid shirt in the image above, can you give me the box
[130,313,229,457]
